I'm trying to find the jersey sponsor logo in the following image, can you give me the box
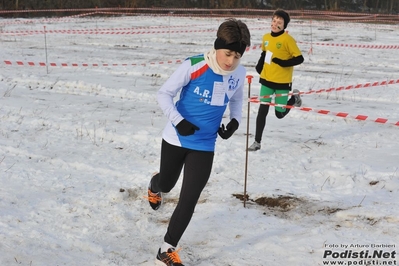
[228,75,239,91]
[276,42,282,49]
[193,86,211,98]
[193,86,212,105]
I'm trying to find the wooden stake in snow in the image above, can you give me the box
[44,25,49,74]
[244,75,253,208]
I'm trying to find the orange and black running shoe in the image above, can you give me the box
[146,187,163,210]
[156,248,184,266]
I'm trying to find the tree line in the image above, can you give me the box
[1,0,398,14]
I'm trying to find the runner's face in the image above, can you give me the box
[215,49,241,71]
[271,16,284,33]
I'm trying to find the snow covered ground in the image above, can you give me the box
[1,15,398,265]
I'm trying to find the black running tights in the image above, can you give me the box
[254,96,296,143]
[151,139,214,247]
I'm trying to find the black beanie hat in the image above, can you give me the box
[273,10,290,29]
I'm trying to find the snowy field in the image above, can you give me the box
[1,14,398,265]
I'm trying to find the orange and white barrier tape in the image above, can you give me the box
[2,59,183,67]
[248,100,399,127]
[250,79,399,100]
[0,28,215,36]
[298,42,399,49]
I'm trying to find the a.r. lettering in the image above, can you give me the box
[193,86,210,98]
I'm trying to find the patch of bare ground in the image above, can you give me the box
[233,193,345,219]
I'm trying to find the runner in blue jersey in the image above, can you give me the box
[146,18,251,266]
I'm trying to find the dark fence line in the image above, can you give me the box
[0,8,398,24]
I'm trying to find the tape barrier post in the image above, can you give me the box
[43,25,49,74]
[244,75,253,208]
[308,20,313,55]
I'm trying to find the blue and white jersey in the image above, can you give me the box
[157,54,245,152]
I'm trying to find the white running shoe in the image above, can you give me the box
[293,89,302,107]
[248,141,261,151]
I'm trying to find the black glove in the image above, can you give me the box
[218,119,239,140]
[175,119,199,136]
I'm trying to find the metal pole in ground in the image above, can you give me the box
[43,25,49,74]
[244,75,253,207]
